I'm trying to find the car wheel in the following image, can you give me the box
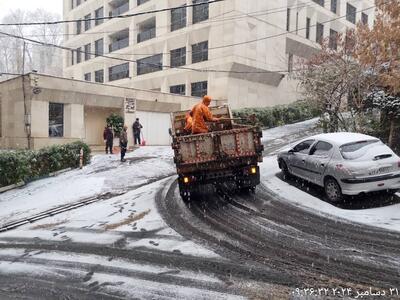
[324,177,343,203]
[280,160,291,179]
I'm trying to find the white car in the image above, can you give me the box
[277,132,400,202]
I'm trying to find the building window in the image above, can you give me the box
[109,0,129,17]
[76,19,81,34]
[95,7,104,26]
[330,0,338,14]
[191,81,207,97]
[137,17,156,43]
[286,8,290,31]
[84,72,91,81]
[193,0,209,24]
[84,43,91,60]
[49,103,64,138]
[95,69,104,83]
[71,50,75,65]
[316,22,324,44]
[329,29,338,50]
[312,0,324,7]
[137,54,163,75]
[84,13,91,31]
[306,17,311,39]
[346,3,356,24]
[109,29,129,52]
[170,47,186,67]
[109,63,129,81]
[170,84,186,95]
[71,0,74,10]
[288,53,293,73]
[192,41,208,64]
[171,5,186,31]
[95,38,104,57]
[76,47,82,63]
[361,13,368,25]
[137,0,150,5]
[76,0,81,6]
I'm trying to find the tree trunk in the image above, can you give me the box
[388,119,395,147]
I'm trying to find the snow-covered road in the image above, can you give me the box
[0,119,399,298]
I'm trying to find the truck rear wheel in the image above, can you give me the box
[178,182,191,202]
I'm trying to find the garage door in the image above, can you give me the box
[135,111,171,146]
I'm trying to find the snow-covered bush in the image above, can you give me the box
[0,141,91,187]
[233,101,320,128]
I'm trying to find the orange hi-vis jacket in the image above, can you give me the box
[184,112,193,132]
[191,101,215,134]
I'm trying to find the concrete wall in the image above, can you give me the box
[0,78,29,149]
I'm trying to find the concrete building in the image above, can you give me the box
[63,0,374,109]
[0,73,198,149]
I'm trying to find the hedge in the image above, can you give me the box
[0,141,91,188]
[233,101,321,128]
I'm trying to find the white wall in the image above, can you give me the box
[135,111,171,146]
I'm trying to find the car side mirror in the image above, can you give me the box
[288,149,295,154]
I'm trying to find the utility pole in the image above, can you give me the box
[22,42,31,149]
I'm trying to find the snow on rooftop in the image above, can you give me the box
[309,132,378,145]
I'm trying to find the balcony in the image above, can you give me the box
[137,27,155,43]
[109,0,129,17]
[109,37,129,52]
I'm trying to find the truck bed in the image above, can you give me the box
[171,106,263,174]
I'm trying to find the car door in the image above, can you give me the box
[287,139,315,179]
[305,141,334,185]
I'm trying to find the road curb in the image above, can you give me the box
[0,168,72,194]
[0,181,25,194]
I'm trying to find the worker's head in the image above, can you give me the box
[136,118,139,121]
[203,95,212,106]
[123,125,128,131]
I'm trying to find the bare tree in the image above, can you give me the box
[295,33,374,133]
[0,9,63,81]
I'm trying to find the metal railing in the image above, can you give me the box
[109,37,129,52]
[109,2,129,17]
[137,27,155,43]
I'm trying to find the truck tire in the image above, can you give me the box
[178,182,191,202]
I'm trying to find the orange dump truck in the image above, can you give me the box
[170,105,264,200]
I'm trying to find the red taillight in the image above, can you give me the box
[336,164,353,176]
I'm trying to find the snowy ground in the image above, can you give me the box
[0,147,175,226]
[261,119,400,233]
[0,119,399,298]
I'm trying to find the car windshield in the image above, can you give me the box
[340,140,379,160]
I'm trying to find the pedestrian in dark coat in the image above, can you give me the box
[119,125,128,162]
[103,125,114,154]
[132,118,143,146]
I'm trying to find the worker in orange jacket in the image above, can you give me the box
[191,95,220,134]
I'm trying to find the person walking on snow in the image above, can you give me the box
[103,124,114,154]
[132,118,143,146]
[191,95,221,134]
[119,125,128,162]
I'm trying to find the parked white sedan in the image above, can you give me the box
[277,132,400,202]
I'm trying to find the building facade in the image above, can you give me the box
[0,73,199,149]
[62,0,374,109]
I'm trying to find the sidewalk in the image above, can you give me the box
[0,146,175,226]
